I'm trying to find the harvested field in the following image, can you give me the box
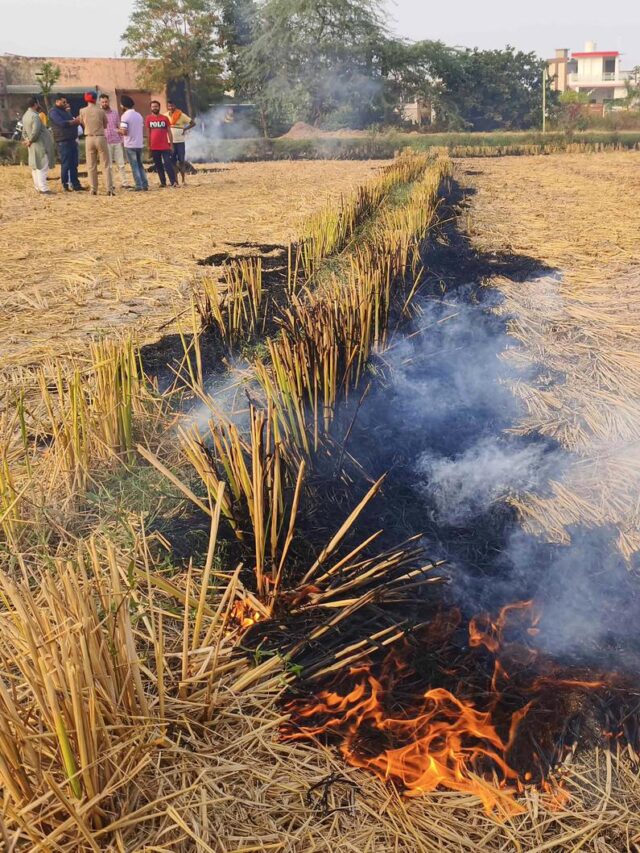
[459,152,640,558]
[0,159,387,375]
[2,150,640,853]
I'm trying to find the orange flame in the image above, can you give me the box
[230,599,263,631]
[283,600,613,815]
[284,659,527,816]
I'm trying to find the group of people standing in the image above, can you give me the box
[21,92,195,195]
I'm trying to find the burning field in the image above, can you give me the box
[1,149,640,851]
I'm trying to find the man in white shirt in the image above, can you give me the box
[118,95,148,191]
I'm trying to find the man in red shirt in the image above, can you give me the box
[145,100,178,188]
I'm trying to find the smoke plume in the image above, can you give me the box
[187,105,259,163]
[350,279,640,670]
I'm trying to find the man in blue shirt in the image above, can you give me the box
[48,94,84,191]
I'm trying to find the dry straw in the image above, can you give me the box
[2,151,635,850]
[463,153,640,559]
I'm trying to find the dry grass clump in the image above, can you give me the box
[460,152,640,559]
[180,156,450,611]
[0,507,273,850]
[0,336,163,549]
[194,153,436,348]
[448,139,640,158]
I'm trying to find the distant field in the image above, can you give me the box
[3,129,640,165]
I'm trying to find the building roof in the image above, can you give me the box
[572,51,619,58]
[1,54,139,63]
[6,84,91,94]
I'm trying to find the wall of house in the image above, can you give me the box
[0,55,166,133]
[576,56,604,82]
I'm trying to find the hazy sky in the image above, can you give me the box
[1,0,639,66]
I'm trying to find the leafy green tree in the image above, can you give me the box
[35,62,61,110]
[237,0,392,134]
[390,42,548,131]
[440,45,544,130]
[122,0,224,115]
[219,0,259,94]
[621,69,640,110]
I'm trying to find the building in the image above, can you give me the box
[401,98,435,127]
[548,48,573,93]
[548,41,633,106]
[0,54,166,135]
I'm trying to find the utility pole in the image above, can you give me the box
[542,66,547,133]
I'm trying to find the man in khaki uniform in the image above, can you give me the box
[79,91,114,196]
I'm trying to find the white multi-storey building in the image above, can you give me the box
[549,42,634,106]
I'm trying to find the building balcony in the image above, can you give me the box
[568,71,630,86]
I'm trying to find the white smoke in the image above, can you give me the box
[186,105,259,163]
[418,437,562,526]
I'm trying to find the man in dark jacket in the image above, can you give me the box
[48,95,83,191]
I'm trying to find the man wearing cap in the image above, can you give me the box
[79,91,114,196]
[49,94,83,191]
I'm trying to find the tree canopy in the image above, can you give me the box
[237,0,393,132]
[390,41,546,131]
[36,62,61,110]
[122,0,548,132]
[122,0,224,115]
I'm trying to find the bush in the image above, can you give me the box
[0,139,28,165]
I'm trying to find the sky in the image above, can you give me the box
[1,0,639,66]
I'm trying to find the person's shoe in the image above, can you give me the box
[63,185,72,192]
[39,190,53,195]
[90,189,97,196]
[133,187,142,192]
[107,189,116,196]
[170,183,179,188]
[159,183,167,188]
[72,185,87,192]
[142,186,149,192]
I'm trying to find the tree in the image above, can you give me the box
[621,69,640,110]
[436,45,545,130]
[237,0,392,134]
[389,42,548,131]
[35,62,61,111]
[219,0,259,95]
[122,0,224,116]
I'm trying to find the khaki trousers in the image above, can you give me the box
[85,135,113,193]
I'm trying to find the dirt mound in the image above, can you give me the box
[281,122,325,139]
[280,121,368,139]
